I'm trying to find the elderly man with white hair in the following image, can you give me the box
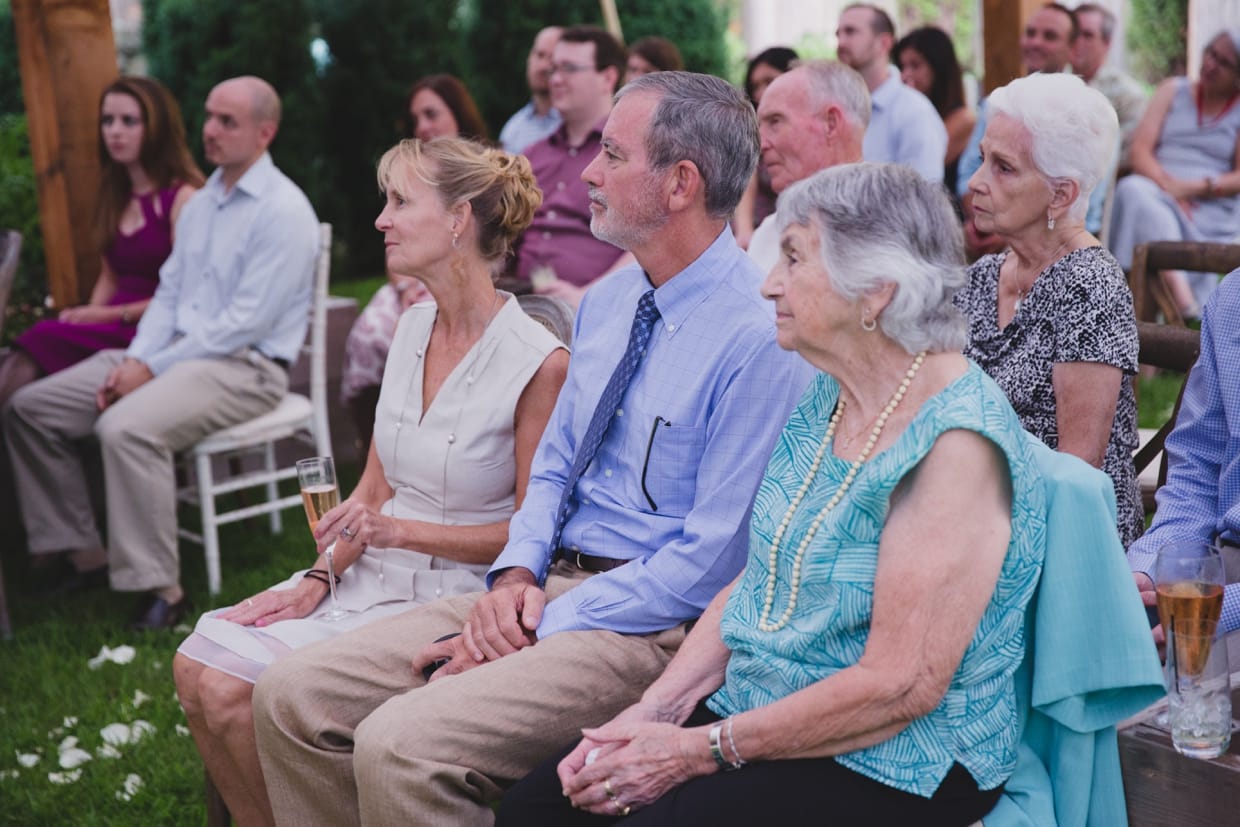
[956,72,1143,548]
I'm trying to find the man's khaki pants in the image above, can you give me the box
[253,562,688,827]
[4,348,285,590]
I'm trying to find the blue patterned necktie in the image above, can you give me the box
[549,290,661,556]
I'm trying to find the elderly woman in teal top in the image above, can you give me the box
[498,163,1048,826]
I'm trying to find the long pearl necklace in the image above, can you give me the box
[757,351,927,633]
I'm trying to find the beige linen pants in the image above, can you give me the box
[3,348,285,590]
[253,562,688,827]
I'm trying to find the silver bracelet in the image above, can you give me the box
[709,722,743,772]
[724,716,746,767]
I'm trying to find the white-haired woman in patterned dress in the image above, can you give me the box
[498,162,1049,825]
[957,72,1142,547]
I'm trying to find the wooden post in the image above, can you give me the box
[979,0,1041,94]
[13,0,117,308]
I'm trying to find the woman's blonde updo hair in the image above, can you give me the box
[376,137,542,267]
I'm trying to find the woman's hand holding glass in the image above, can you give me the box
[312,497,399,563]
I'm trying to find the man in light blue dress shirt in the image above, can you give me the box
[499,26,564,154]
[253,71,814,825]
[1129,272,1240,638]
[836,3,946,182]
[5,76,319,630]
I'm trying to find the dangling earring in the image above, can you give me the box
[451,232,460,250]
[1047,213,1055,231]
[861,311,877,332]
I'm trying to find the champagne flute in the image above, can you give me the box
[296,456,356,622]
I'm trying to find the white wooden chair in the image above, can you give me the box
[177,223,333,596]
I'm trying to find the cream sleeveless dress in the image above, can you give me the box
[178,294,564,682]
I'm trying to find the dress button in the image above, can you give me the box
[556,181,566,191]
[395,422,402,429]
[447,434,456,444]
[547,210,558,220]
[604,469,613,478]
[615,408,624,417]
[542,231,552,240]
[667,324,676,332]
[416,348,424,357]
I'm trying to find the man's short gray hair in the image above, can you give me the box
[776,162,967,353]
[797,59,871,129]
[987,73,1118,222]
[1075,3,1116,43]
[617,71,759,219]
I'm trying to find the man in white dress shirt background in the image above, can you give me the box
[5,75,319,631]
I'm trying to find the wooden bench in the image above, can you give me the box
[1120,635,1240,826]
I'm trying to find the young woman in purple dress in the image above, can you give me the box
[0,76,203,408]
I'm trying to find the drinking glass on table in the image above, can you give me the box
[1154,541,1228,754]
[296,456,356,622]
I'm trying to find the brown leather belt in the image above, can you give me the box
[560,549,631,573]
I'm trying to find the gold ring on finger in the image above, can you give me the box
[604,778,615,797]
[621,804,632,817]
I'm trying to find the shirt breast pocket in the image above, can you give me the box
[639,421,706,517]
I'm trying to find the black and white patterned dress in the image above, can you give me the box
[956,246,1144,547]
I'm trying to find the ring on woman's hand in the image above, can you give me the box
[604,778,616,798]
[340,526,355,539]
[620,804,632,816]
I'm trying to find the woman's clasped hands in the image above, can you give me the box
[556,704,716,817]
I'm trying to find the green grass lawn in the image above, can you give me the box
[0,464,358,826]
[0,370,1189,825]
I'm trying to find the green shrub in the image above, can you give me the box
[0,114,49,344]
[0,0,23,117]
[1128,0,1189,82]
[311,0,463,276]
[143,0,324,220]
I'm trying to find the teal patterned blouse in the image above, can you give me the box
[707,364,1047,798]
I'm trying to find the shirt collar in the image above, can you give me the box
[546,116,607,149]
[651,225,739,336]
[206,152,276,203]
[869,66,901,111]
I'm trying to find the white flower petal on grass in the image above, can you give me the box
[131,689,150,708]
[130,720,156,741]
[100,723,132,747]
[175,724,190,737]
[62,717,78,728]
[16,753,39,768]
[47,769,82,785]
[96,744,122,759]
[58,748,92,769]
[123,774,142,795]
[0,769,19,780]
[57,736,79,752]
[172,623,192,634]
[87,644,136,670]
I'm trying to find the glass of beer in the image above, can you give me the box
[1154,541,1225,669]
[296,456,355,622]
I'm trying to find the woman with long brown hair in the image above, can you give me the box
[0,75,202,408]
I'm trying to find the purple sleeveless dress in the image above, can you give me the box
[16,185,178,374]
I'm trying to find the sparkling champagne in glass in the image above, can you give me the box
[295,456,355,622]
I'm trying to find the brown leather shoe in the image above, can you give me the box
[129,593,191,632]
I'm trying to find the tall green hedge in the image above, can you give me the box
[1128,0,1188,82]
[312,0,463,274]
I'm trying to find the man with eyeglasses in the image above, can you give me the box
[499,26,564,155]
[254,70,813,826]
[510,25,633,307]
